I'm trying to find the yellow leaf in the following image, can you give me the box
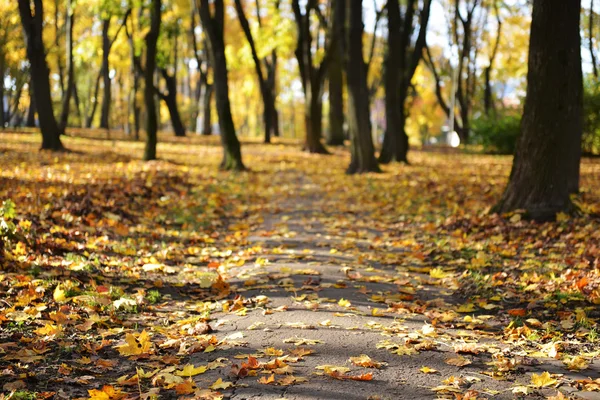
[54,285,67,303]
[429,267,450,279]
[210,378,234,390]
[556,212,569,222]
[175,364,207,377]
[531,371,557,388]
[456,303,476,313]
[115,330,152,356]
[349,354,386,369]
[420,366,438,374]
[35,323,62,337]
[563,356,589,371]
[338,298,351,307]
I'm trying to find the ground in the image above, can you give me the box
[0,131,599,400]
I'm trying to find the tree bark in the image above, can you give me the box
[292,0,329,154]
[234,0,275,144]
[591,0,598,79]
[202,83,213,135]
[327,0,345,146]
[18,0,64,150]
[25,84,36,128]
[99,18,111,129]
[344,0,380,174]
[199,0,245,170]
[143,0,161,161]
[0,54,5,128]
[493,0,582,220]
[59,0,74,134]
[379,0,431,164]
[158,68,186,137]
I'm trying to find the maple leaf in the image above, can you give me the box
[420,366,438,374]
[349,354,387,369]
[445,356,472,367]
[115,330,152,356]
[174,379,196,395]
[258,374,275,384]
[87,385,125,400]
[175,364,208,376]
[563,356,589,371]
[530,371,557,388]
[210,378,234,390]
[283,337,323,345]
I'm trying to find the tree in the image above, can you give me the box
[17,0,64,151]
[292,0,329,154]
[157,20,186,137]
[189,6,213,136]
[379,0,431,164]
[143,0,161,161]
[493,0,582,219]
[99,6,131,130]
[234,0,277,144]
[425,0,482,144]
[343,0,380,174]
[59,0,75,133]
[327,0,345,146]
[198,0,246,170]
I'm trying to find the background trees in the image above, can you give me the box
[2,0,596,218]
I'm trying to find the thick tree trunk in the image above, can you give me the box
[18,0,63,151]
[59,0,74,134]
[327,0,345,146]
[344,0,380,174]
[493,0,582,220]
[199,0,245,170]
[143,0,161,161]
[202,83,213,135]
[100,19,111,130]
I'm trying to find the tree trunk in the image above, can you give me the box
[59,0,74,134]
[18,0,64,151]
[100,18,111,130]
[202,83,213,135]
[159,69,186,137]
[344,0,380,174]
[326,0,345,146]
[0,54,5,128]
[591,0,598,79]
[25,85,36,128]
[234,0,275,144]
[143,0,161,161]
[493,0,582,220]
[292,0,329,154]
[199,0,245,170]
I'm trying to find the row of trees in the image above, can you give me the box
[4,1,590,219]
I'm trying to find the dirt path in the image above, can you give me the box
[185,171,598,400]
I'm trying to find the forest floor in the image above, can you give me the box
[0,131,600,400]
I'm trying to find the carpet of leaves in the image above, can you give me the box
[0,132,599,400]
